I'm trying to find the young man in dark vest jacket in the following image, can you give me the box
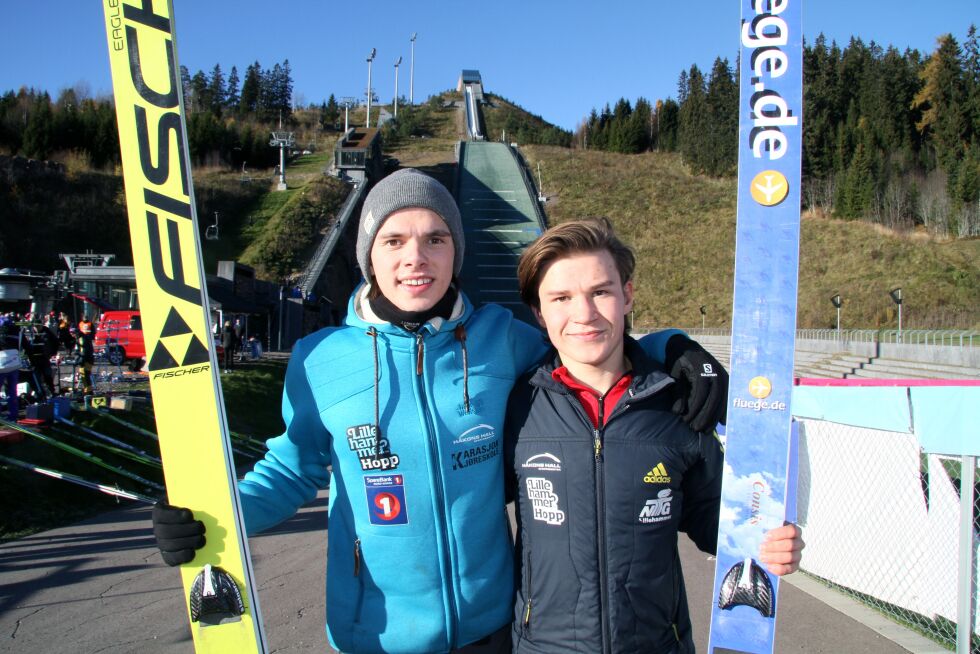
[505,218,803,653]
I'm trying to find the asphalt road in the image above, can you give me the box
[0,491,926,653]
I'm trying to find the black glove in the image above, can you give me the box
[664,335,729,433]
[152,502,206,566]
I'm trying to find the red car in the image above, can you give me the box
[94,310,146,369]
[93,310,224,370]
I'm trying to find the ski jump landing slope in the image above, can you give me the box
[455,140,545,326]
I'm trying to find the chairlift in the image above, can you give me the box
[240,161,252,184]
[205,211,219,241]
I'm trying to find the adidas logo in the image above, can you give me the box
[643,462,671,484]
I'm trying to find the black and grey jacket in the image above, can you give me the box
[504,337,724,654]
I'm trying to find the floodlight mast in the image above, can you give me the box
[366,48,376,128]
[889,287,903,341]
[409,33,417,105]
[340,96,355,132]
[830,294,842,336]
[394,56,402,119]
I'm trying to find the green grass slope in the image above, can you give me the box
[520,146,979,330]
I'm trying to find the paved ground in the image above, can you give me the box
[0,490,941,654]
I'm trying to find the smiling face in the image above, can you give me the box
[369,207,455,312]
[533,250,633,388]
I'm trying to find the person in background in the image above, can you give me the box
[221,320,236,373]
[505,218,802,653]
[0,316,22,421]
[57,313,76,356]
[27,321,58,397]
[233,318,245,362]
[151,170,730,654]
[74,316,95,395]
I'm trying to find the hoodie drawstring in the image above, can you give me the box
[454,325,470,414]
[367,327,381,460]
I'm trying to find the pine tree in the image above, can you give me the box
[704,57,738,175]
[208,64,226,117]
[658,99,680,152]
[239,61,262,116]
[323,94,339,127]
[963,25,980,146]
[280,59,294,119]
[912,34,968,179]
[226,65,240,113]
[22,93,53,159]
[190,70,210,114]
[678,65,708,172]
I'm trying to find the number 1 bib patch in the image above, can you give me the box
[364,475,409,525]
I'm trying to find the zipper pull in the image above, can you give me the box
[353,538,361,576]
[594,429,601,460]
[416,333,424,376]
[523,599,532,631]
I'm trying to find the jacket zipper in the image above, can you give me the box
[415,332,458,648]
[522,539,533,635]
[353,537,365,623]
[595,396,611,654]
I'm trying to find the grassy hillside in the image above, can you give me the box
[4,96,976,330]
[520,146,980,330]
[187,149,350,282]
[382,98,978,330]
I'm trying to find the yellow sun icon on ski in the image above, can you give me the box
[748,376,772,399]
[750,170,789,206]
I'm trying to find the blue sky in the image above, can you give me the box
[1,1,976,131]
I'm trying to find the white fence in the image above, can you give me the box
[796,418,978,651]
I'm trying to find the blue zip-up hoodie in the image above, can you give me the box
[238,285,682,653]
[239,286,548,653]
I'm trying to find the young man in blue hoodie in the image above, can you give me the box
[505,218,802,653]
[153,171,730,653]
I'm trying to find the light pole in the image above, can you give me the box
[889,287,903,342]
[409,33,417,105]
[393,56,402,119]
[341,96,354,132]
[830,294,842,337]
[366,48,376,128]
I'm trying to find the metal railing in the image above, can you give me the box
[508,145,548,231]
[298,181,366,297]
[678,328,979,348]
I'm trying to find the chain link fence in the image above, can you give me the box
[796,418,979,652]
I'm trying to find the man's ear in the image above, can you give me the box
[623,280,634,314]
[532,305,546,329]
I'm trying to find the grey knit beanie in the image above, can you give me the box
[356,169,465,279]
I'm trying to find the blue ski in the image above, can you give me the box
[707,1,804,652]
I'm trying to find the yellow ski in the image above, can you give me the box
[101,1,266,651]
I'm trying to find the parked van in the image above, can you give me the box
[94,310,146,370]
[93,309,224,371]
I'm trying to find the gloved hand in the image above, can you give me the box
[152,501,206,566]
[664,334,729,433]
